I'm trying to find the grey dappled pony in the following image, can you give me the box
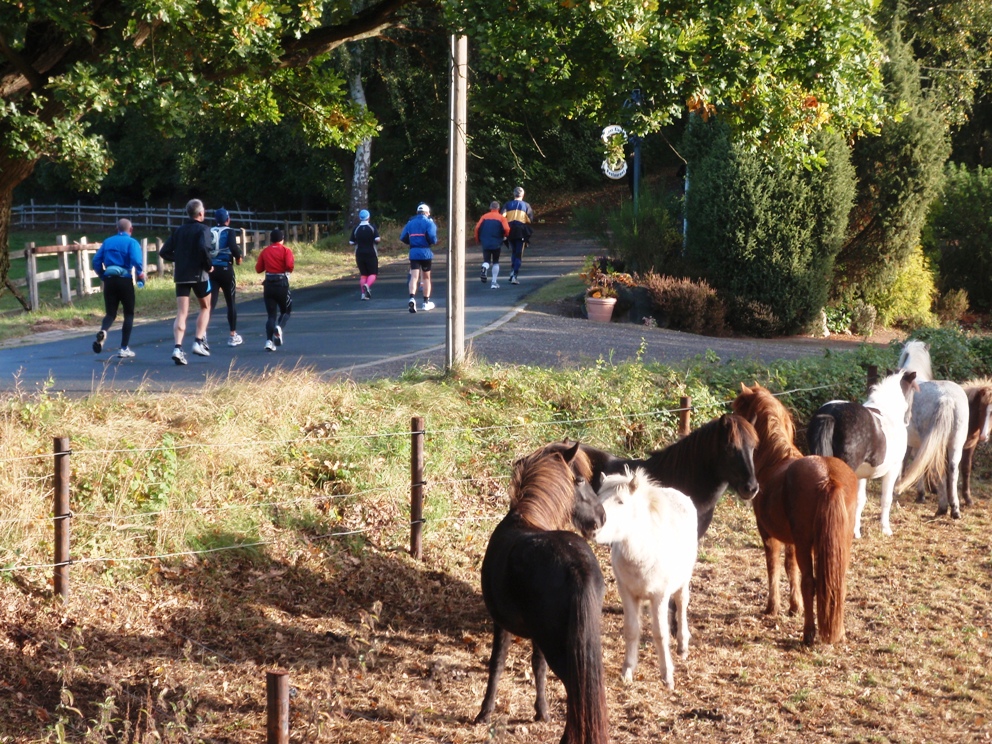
[897,340,970,519]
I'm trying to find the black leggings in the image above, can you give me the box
[209,265,238,331]
[263,277,292,341]
[101,275,136,348]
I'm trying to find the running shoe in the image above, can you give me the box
[365,285,372,299]
[265,340,276,352]
[491,282,500,289]
[408,299,417,314]
[480,268,488,283]
[93,329,106,353]
[172,347,188,366]
[201,337,211,352]
[117,347,135,359]
[509,274,519,284]
[227,333,243,347]
[192,340,210,357]
[422,300,436,311]
[274,325,283,346]
[361,288,369,300]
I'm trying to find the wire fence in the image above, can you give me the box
[0,379,855,581]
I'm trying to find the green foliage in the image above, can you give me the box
[871,244,937,328]
[682,119,856,337]
[926,163,992,310]
[835,15,950,303]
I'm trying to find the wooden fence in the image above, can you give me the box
[12,201,339,235]
[10,225,323,311]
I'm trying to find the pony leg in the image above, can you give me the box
[794,544,817,645]
[762,537,783,615]
[475,624,511,724]
[854,478,868,539]
[619,590,642,683]
[785,544,802,616]
[939,451,962,519]
[531,643,550,722]
[674,582,691,659]
[649,593,675,689]
[961,445,976,506]
[878,471,897,537]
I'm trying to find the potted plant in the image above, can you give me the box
[581,256,631,322]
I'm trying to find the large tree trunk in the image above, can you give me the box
[348,42,372,227]
[0,152,39,309]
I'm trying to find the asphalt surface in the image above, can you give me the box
[0,227,865,394]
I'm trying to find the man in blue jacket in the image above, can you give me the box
[400,202,438,313]
[502,186,534,284]
[91,218,145,358]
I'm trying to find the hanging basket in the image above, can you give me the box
[585,296,617,323]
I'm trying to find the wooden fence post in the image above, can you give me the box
[410,416,425,560]
[156,238,165,277]
[266,670,289,744]
[677,396,692,438]
[26,242,38,311]
[56,235,71,304]
[53,437,71,601]
[867,365,878,395]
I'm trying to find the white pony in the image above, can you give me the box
[897,340,970,519]
[594,468,698,689]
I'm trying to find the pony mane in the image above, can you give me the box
[509,449,579,530]
[732,384,802,465]
[898,340,933,381]
[538,439,596,483]
[647,414,758,473]
[866,370,912,414]
[962,377,992,404]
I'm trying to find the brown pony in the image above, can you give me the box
[732,383,859,645]
[958,379,992,506]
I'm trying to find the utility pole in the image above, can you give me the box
[446,35,468,369]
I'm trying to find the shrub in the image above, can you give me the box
[682,118,855,336]
[851,300,877,337]
[935,288,969,324]
[926,163,992,310]
[870,244,937,328]
[639,273,726,336]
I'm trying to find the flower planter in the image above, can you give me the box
[585,296,617,323]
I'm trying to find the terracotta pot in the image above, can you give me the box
[585,295,617,323]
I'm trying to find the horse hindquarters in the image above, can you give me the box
[812,472,855,644]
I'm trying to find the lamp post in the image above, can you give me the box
[624,89,643,226]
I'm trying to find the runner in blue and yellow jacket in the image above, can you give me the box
[501,186,534,284]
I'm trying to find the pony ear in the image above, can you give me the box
[561,441,580,463]
[740,382,749,393]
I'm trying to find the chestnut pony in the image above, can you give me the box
[732,383,859,645]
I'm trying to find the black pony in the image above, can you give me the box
[542,413,760,538]
[476,443,609,744]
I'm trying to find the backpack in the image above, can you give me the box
[210,226,231,264]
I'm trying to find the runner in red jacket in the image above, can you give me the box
[255,228,294,351]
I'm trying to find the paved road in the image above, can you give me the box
[0,231,596,393]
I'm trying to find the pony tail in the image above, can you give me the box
[897,396,955,492]
[807,414,836,458]
[815,477,852,643]
[563,578,609,744]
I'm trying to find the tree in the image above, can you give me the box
[683,118,855,336]
[833,15,949,306]
[0,0,406,293]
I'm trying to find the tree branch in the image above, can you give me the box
[279,0,414,67]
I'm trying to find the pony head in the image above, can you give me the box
[732,382,801,465]
[510,443,604,535]
[717,414,760,501]
[868,369,919,425]
[897,340,933,382]
[593,467,649,545]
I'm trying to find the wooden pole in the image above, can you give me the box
[677,396,692,438]
[266,670,289,744]
[53,437,70,600]
[446,34,468,369]
[26,242,38,311]
[410,416,425,560]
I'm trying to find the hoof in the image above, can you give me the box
[951,508,961,520]
[936,505,948,517]
[621,668,634,684]
[882,525,893,537]
[475,712,491,725]
[916,494,926,504]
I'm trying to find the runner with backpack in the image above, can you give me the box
[208,207,244,347]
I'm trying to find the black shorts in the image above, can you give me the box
[175,280,211,299]
[356,251,379,276]
[409,259,432,273]
[483,248,501,264]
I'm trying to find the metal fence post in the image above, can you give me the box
[266,670,289,744]
[411,416,425,559]
[53,437,71,600]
